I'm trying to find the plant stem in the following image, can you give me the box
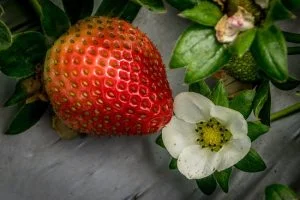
[283,31,300,43]
[271,102,300,122]
[29,0,42,17]
[288,46,300,55]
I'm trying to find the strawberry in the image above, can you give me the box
[43,16,173,136]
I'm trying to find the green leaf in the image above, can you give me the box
[229,90,256,119]
[282,31,300,43]
[0,32,47,78]
[253,81,269,118]
[165,0,202,11]
[251,25,288,82]
[230,28,256,58]
[272,76,300,90]
[247,121,269,142]
[179,2,222,26]
[265,184,298,200]
[170,25,230,83]
[189,80,211,98]
[265,0,296,24]
[0,20,12,51]
[4,80,29,107]
[155,134,165,148]
[62,0,94,24]
[211,81,228,107]
[235,148,266,172]
[5,100,49,135]
[259,87,271,126]
[30,0,70,40]
[169,158,177,170]
[283,0,300,10]
[132,0,165,13]
[119,1,141,22]
[214,168,232,193]
[196,175,217,195]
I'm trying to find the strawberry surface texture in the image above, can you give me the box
[44,16,173,136]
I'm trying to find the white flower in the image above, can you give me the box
[162,92,251,180]
[255,0,269,9]
[215,6,255,43]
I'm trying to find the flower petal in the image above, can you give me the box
[174,92,214,123]
[210,105,247,138]
[217,135,251,171]
[177,145,221,180]
[162,116,198,158]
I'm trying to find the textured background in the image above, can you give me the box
[0,1,299,200]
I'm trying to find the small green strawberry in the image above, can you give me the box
[223,51,259,82]
[44,16,173,136]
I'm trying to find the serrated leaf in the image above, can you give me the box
[119,1,141,22]
[211,81,228,107]
[0,31,47,78]
[62,0,94,24]
[265,184,298,200]
[5,100,48,135]
[179,1,222,26]
[229,90,256,119]
[272,76,300,90]
[214,168,232,193]
[0,20,12,51]
[170,25,230,83]
[247,121,269,142]
[265,0,296,24]
[196,175,217,195]
[253,81,269,118]
[230,28,256,58]
[235,148,266,172]
[132,0,165,13]
[189,80,211,98]
[165,0,202,11]
[30,0,70,40]
[155,134,165,148]
[251,25,288,82]
[169,158,177,170]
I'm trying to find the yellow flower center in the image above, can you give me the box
[195,118,232,152]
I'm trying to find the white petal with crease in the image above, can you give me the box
[210,105,247,138]
[174,92,214,123]
[162,116,198,158]
[217,136,251,171]
[177,145,221,179]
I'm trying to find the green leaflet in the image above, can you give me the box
[258,83,271,126]
[272,76,300,90]
[211,81,229,107]
[155,134,165,148]
[30,0,70,41]
[95,0,141,22]
[229,90,256,119]
[169,158,177,170]
[196,175,217,195]
[251,25,288,82]
[265,0,296,24]
[214,168,232,193]
[62,0,94,24]
[265,184,298,200]
[230,28,256,58]
[188,80,211,98]
[165,0,202,11]
[5,100,49,135]
[235,148,266,172]
[170,25,229,83]
[132,0,166,13]
[253,80,269,118]
[247,121,269,142]
[179,1,222,26]
[0,20,12,51]
[0,31,47,78]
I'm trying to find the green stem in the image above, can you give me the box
[270,102,300,122]
[29,0,42,17]
[283,31,300,43]
[288,46,300,55]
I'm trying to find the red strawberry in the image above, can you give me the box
[44,16,173,136]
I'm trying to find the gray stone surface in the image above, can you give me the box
[0,1,299,200]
